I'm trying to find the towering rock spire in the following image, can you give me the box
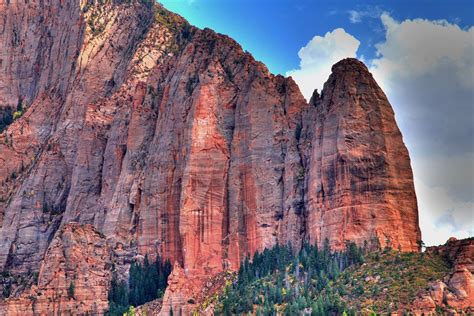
[301,58,421,251]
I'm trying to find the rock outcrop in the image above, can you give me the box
[0,223,112,315]
[300,59,421,251]
[413,237,474,314]
[0,0,421,313]
[160,263,234,315]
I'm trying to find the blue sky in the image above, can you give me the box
[160,0,473,75]
[160,0,474,246]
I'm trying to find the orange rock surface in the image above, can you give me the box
[300,59,421,252]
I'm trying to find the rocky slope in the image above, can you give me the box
[335,237,473,315]
[0,223,112,315]
[413,237,474,313]
[0,0,421,314]
[336,238,473,315]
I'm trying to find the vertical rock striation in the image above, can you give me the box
[0,1,421,313]
[0,0,156,274]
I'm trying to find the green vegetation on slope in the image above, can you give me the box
[215,240,365,315]
[0,107,13,132]
[1,99,27,133]
[334,250,450,314]
[153,4,195,55]
[213,242,451,315]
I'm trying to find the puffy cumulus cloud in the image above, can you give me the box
[369,14,474,156]
[372,14,473,86]
[415,176,473,246]
[286,28,360,100]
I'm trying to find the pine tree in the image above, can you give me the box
[108,256,172,314]
[311,302,319,316]
[68,281,75,299]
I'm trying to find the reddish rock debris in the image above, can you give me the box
[412,238,474,314]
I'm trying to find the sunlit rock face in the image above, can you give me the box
[0,0,420,313]
[300,58,421,252]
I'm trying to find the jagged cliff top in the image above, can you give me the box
[332,57,369,73]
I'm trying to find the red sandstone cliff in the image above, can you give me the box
[300,59,421,252]
[0,0,421,314]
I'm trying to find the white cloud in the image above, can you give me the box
[371,14,474,92]
[286,28,360,100]
[348,10,362,24]
[415,175,473,246]
[289,14,474,246]
[347,7,384,24]
[412,154,474,203]
[370,13,474,245]
[367,14,474,246]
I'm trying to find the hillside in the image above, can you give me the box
[206,239,472,315]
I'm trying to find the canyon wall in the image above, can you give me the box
[0,0,420,313]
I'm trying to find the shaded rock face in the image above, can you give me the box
[0,0,156,274]
[0,223,112,315]
[0,0,421,312]
[0,0,83,110]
